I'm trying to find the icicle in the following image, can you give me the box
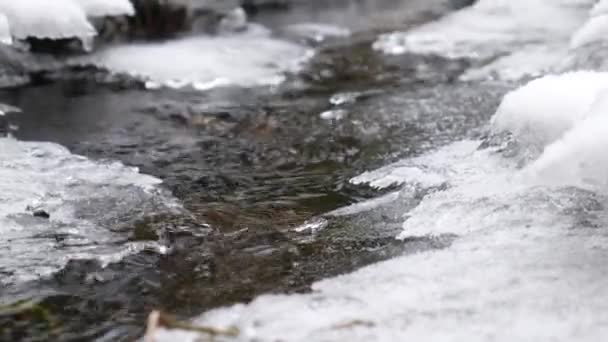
[75,0,135,18]
[0,0,96,40]
[0,13,11,45]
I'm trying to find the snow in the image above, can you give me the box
[0,137,180,285]
[491,72,608,154]
[591,0,608,16]
[75,0,135,17]
[154,140,608,341]
[0,0,96,40]
[0,12,10,45]
[373,0,608,80]
[85,25,311,90]
[152,69,608,342]
[373,0,586,59]
[571,14,608,48]
[284,23,351,42]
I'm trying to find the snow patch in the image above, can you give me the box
[0,13,10,45]
[152,69,608,342]
[76,0,135,17]
[85,25,311,89]
[0,0,96,40]
[571,14,608,48]
[374,0,597,80]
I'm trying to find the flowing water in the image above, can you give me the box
[2,0,608,341]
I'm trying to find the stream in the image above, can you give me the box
[2,0,608,341]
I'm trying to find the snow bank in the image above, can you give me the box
[0,12,10,45]
[491,72,608,190]
[570,14,608,48]
[490,72,608,190]
[76,0,135,17]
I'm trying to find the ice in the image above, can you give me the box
[373,0,595,80]
[0,0,95,40]
[75,0,135,17]
[459,44,568,81]
[84,25,311,89]
[0,13,10,45]
[153,67,608,342]
[523,89,608,190]
[284,23,350,43]
[351,140,478,189]
[491,71,608,155]
[0,137,180,285]
[374,0,587,59]
[319,109,348,121]
[489,72,608,191]
[571,14,608,48]
[154,137,608,341]
[591,0,608,16]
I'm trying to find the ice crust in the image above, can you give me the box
[0,138,179,285]
[374,0,608,79]
[0,0,96,40]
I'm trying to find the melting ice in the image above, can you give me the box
[84,25,311,90]
[373,0,608,80]
[153,70,608,341]
[0,137,180,285]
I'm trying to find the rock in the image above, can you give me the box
[124,0,245,39]
[241,0,291,13]
[32,209,50,219]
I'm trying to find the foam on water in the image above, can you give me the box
[0,0,96,40]
[0,137,180,285]
[153,71,608,341]
[85,25,311,90]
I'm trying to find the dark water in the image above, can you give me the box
[0,1,505,341]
